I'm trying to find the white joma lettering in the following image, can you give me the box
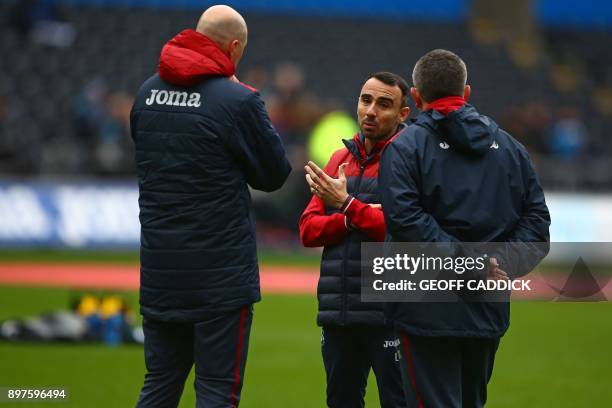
[145,89,158,105]
[145,89,201,108]
[156,90,169,105]
[168,91,189,106]
[187,92,201,107]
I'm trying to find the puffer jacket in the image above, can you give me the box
[130,29,291,322]
[300,126,405,327]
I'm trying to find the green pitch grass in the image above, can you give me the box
[0,249,320,267]
[1,286,611,407]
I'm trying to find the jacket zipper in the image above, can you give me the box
[340,158,367,325]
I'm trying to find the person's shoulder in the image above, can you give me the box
[317,145,352,176]
[138,73,160,89]
[325,145,352,168]
[386,122,426,152]
[329,145,352,161]
[206,77,260,103]
[132,74,162,108]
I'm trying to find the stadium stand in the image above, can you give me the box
[1,1,611,193]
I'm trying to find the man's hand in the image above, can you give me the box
[487,257,509,281]
[368,203,382,210]
[304,161,349,209]
[229,75,239,83]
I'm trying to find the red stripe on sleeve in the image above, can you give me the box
[343,198,386,241]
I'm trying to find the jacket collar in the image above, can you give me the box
[158,29,235,86]
[426,96,467,116]
[344,123,407,162]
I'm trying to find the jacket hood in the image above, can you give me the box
[418,104,498,157]
[158,29,235,86]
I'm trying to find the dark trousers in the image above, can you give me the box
[322,326,407,408]
[398,334,499,408]
[136,306,253,408]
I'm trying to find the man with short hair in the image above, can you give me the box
[379,49,550,407]
[131,5,291,407]
[300,72,409,408]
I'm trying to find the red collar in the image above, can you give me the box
[426,96,466,116]
[158,29,235,86]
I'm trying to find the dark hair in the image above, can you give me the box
[367,71,409,107]
[412,49,467,103]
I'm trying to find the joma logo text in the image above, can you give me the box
[145,89,202,107]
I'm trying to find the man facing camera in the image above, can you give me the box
[300,72,410,408]
[379,49,550,407]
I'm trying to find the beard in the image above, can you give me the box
[362,125,396,142]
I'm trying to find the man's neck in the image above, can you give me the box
[364,138,380,154]
[364,126,401,154]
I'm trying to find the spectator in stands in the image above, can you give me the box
[549,106,589,161]
[522,102,551,155]
[254,62,329,235]
[267,62,325,147]
[96,91,134,174]
[71,80,133,175]
[73,77,108,160]
[241,66,273,99]
[500,102,551,159]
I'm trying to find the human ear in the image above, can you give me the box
[464,85,471,101]
[229,39,239,53]
[410,87,423,109]
[399,106,410,122]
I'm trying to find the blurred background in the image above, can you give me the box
[0,0,611,407]
[1,0,612,244]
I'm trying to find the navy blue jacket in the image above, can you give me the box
[379,104,550,338]
[300,130,404,327]
[131,64,291,321]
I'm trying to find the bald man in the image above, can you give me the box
[131,5,291,408]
